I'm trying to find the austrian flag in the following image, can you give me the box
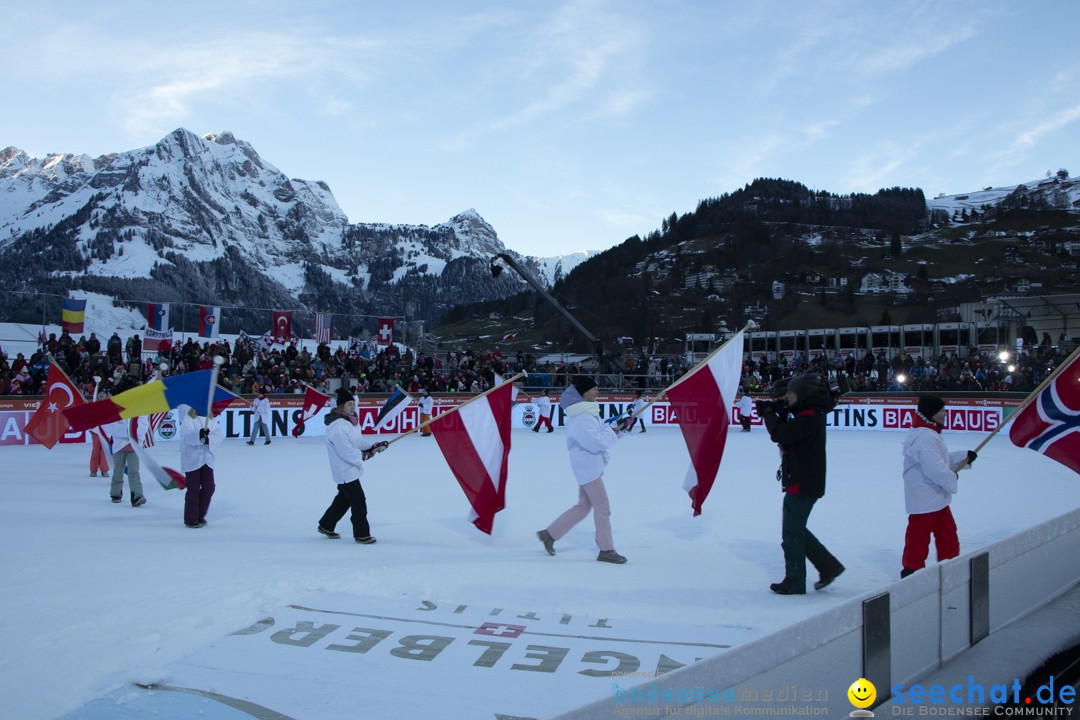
[1009,351,1080,476]
[430,379,514,534]
[665,329,745,515]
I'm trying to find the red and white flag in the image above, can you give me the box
[1009,351,1080,475]
[376,317,394,347]
[292,385,333,437]
[665,329,745,516]
[430,380,513,534]
[25,360,84,448]
[273,310,292,344]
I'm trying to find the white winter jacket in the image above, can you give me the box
[252,396,271,423]
[180,413,224,472]
[325,412,378,485]
[565,401,621,485]
[902,426,970,514]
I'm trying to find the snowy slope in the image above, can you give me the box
[0,427,1077,719]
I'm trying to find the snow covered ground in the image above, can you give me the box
[1,425,1077,719]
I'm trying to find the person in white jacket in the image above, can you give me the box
[318,388,387,544]
[246,391,271,445]
[537,377,633,564]
[180,406,224,528]
[103,417,145,506]
[532,390,554,433]
[901,395,977,578]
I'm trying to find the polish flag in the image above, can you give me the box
[430,380,513,534]
[665,329,744,516]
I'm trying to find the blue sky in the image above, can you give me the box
[3,0,1078,258]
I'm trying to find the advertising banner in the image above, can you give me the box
[0,394,1019,446]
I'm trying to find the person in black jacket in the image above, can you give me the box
[756,374,845,595]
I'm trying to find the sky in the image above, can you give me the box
[2,420,1077,719]
[2,0,1079,258]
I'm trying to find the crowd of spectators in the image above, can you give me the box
[0,330,595,399]
[0,329,1072,399]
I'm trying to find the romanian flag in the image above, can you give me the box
[62,297,87,334]
[63,369,241,432]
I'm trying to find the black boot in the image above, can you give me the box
[900,568,917,579]
[769,577,806,595]
[814,564,845,591]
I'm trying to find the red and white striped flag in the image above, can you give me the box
[314,313,332,344]
[141,412,169,448]
[665,329,745,516]
[430,379,513,534]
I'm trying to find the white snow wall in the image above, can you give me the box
[555,506,1080,718]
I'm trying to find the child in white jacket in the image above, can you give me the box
[537,377,632,564]
[901,395,977,577]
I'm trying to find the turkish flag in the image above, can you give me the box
[377,317,394,347]
[273,310,292,344]
[25,361,85,448]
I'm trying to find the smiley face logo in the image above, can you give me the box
[848,678,876,709]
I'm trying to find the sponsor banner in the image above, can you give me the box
[0,395,1019,445]
[60,594,751,720]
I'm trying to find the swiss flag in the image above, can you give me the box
[25,361,85,448]
[665,329,745,515]
[292,385,333,437]
[273,310,292,344]
[377,317,394,347]
[1009,351,1080,476]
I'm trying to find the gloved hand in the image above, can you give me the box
[754,399,776,416]
[362,441,389,461]
[199,428,210,445]
[966,450,977,466]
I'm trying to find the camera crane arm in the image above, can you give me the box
[490,253,605,355]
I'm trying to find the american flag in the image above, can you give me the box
[315,312,332,344]
[141,412,169,448]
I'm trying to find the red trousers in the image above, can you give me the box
[902,506,959,571]
[90,434,110,475]
[535,416,553,431]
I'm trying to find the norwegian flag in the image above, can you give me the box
[314,313,332,344]
[430,379,513,534]
[1009,352,1080,476]
[665,329,744,516]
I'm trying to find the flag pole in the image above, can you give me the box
[627,322,755,421]
[204,356,225,430]
[951,344,1080,470]
[382,372,526,447]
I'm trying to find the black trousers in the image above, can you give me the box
[781,493,841,587]
[319,479,370,538]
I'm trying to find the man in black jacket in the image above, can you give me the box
[757,374,845,595]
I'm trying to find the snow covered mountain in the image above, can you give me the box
[0,129,546,329]
[927,173,1080,214]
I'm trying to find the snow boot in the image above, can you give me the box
[769,578,805,595]
[131,494,146,507]
[317,526,341,539]
[354,536,377,544]
[814,564,845,591]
